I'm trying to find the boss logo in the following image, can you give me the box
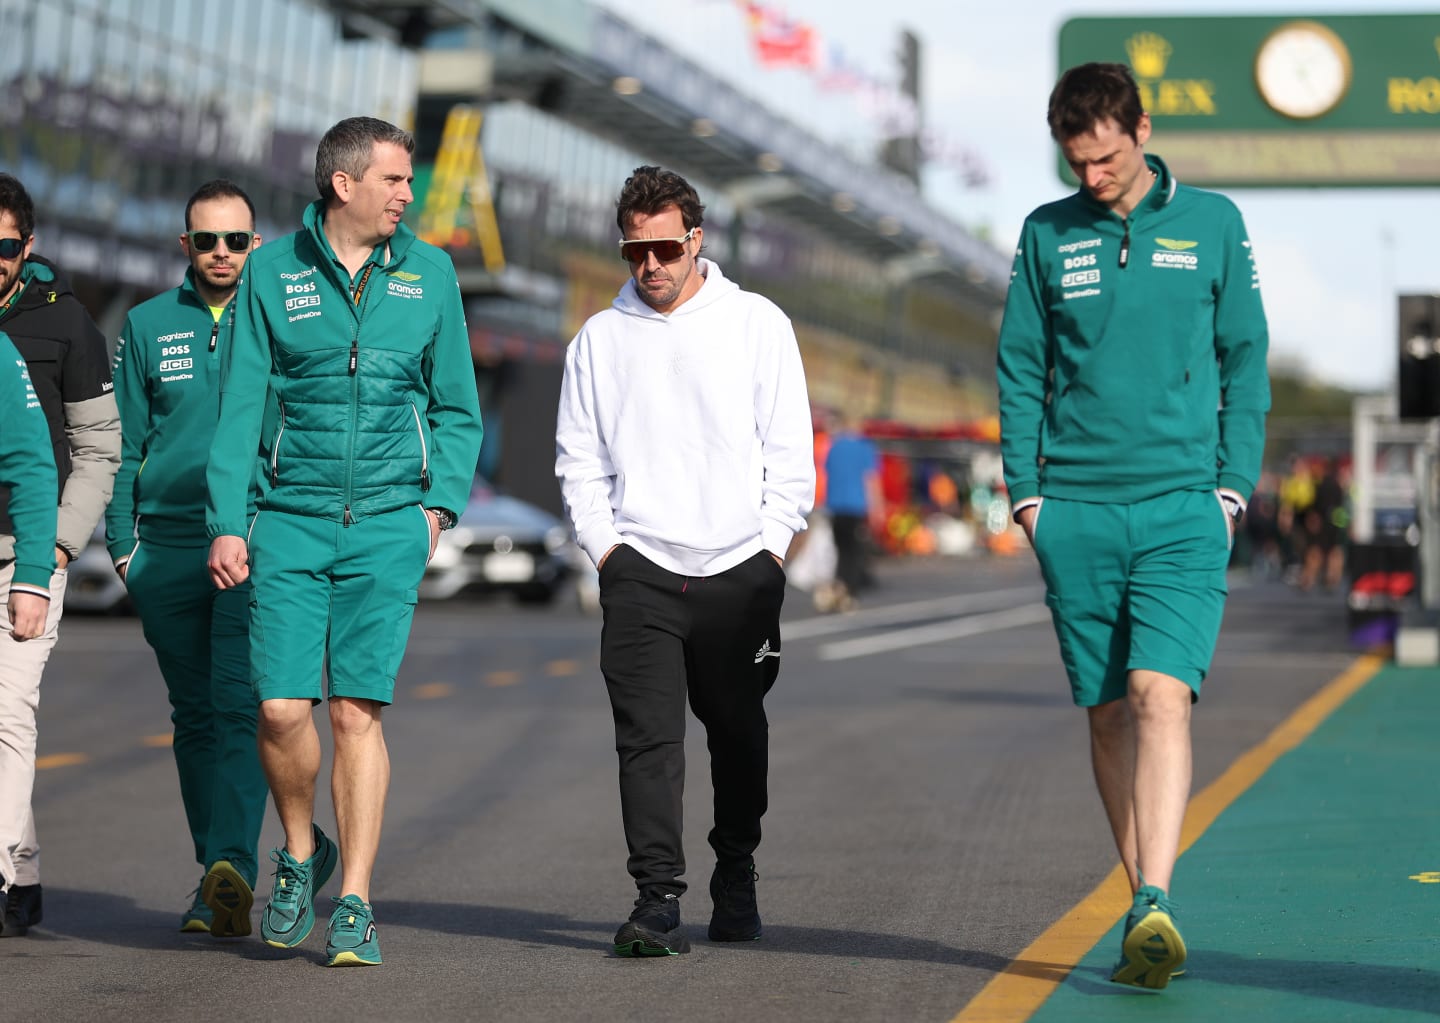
[286,282,316,294]
[1063,254,1097,270]
[162,344,190,356]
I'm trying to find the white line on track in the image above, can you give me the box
[817,602,1053,661]
[782,585,1045,641]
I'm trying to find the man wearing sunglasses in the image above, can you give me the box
[106,179,269,939]
[206,117,482,967]
[556,165,814,957]
[0,172,121,938]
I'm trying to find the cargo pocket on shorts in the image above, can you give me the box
[384,589,419,683]
[1044,591,1080,683]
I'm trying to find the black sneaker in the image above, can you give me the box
[613,890,690,957]
[708,862,761,942]
[3,883,42,937]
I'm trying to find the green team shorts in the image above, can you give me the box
[1029,489,1232,707]
[246,504,431,705]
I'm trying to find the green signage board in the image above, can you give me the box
[1058,14,1440,187]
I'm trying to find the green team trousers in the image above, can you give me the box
[126,541,269,887]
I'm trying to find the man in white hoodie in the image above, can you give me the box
[556,166,815,957]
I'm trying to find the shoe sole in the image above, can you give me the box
[327,950,383,967]
[260,830,339,949]
[1110,909,1187,990]
[613,922,691,957]
[202,861,254,938]
[707,923,762,942]
[180,917,212,934]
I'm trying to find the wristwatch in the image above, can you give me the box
[431,507,457,531]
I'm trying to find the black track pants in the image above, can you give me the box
[598,545,786,896]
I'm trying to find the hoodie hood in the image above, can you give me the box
[612,257,739,320]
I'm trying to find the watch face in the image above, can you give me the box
[1254,20,1352,120]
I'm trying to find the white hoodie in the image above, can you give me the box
[556,259,815,577]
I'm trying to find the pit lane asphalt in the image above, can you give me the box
[5,554,1374,1022]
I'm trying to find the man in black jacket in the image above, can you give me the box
[0,173,120,937]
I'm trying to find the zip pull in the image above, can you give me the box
[348,340,358,375]
[1119,222,1130,268]
[344,504,353,526]
[209,320,219,352]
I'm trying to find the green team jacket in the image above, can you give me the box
[997,155,1270,506]
[206,203,482,538]
[0,331,57,589]
[107,270,262,563]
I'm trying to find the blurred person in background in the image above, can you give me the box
[206,117,483,967]
[823,411,880,611]
[106,180,270,937]
[0,173,120,938]
[557,165,814,957]
[997,63,1270,990]
[1298,457,1346,592]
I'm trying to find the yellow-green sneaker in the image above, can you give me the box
[180,879,212,933]
[1110,885,1186,990]
[325,895,382,967]
[202,860,254,938]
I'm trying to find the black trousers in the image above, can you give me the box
[598,545,786,896]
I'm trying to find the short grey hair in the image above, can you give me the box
[315,116,415,203]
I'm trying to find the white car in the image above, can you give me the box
[421,480,576,605]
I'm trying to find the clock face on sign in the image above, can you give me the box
[1254,20,1353,120]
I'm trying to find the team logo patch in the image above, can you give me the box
[1155,238,1198,251]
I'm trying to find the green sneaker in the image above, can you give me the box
[326,895,382,967]
[1110,885,1186,990]
[259,824,338,948]
[180,878,212,933]
[202,860,254,938]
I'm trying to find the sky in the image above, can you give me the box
[591,0,1440,393]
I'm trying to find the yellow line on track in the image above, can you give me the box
[414,682,454,700]
[545,660,580,677]
[36,753,88,770]
[142,734,174,747]
[950,652,1386,1023]
[486,670,522,687]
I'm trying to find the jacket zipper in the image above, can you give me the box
[270,401,286,485]
[1119,220,1131,268]
[208,319,219,352]
[410,402,431,492]
[343,263,378,526]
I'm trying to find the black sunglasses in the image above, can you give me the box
[618,228,695,265]
[186,230,255,253]
[0,237,27,260]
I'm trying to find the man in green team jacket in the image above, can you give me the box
[107,180,270,938]
[997,63,1270,991]
[205,117,482,967]
[0,332,56,645]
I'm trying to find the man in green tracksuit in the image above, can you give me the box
[106,180,270,938]
[997,63,1270,990]
[206,117,483,967]
[0,332,56,645]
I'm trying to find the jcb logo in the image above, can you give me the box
[158,358,193,372]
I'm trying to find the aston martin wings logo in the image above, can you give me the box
[389,270,423,282]
[1155,238,1198,251]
